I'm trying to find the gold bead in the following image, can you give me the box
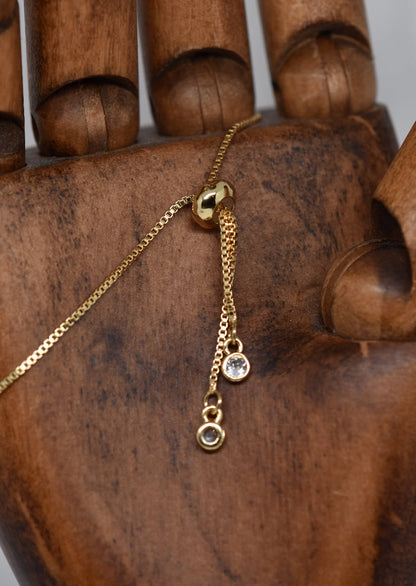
[192,180,235,229]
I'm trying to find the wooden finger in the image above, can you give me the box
[259,0,375,118]
[374,123,416,267]
[25,0,139,156]
[322,123,416,341]
[138,0,254,136]
[0,0,24,173]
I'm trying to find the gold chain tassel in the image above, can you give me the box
[196,208,250,452]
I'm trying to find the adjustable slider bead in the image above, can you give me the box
[192,180,235,229]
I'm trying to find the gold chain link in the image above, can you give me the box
[0,113,260,396]
[207,113,261,185]
[207,209,238,394]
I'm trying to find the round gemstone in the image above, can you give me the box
[196,422,225,451]
[203,427,218,443]
[222,352,250,382]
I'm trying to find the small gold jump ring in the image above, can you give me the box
[202,405,223,425]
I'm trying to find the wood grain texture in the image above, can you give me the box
[0,0,24,173]
[138,0,254,135]
[1,109,414,585]
[25,0,139,156]
[259,0,375,118]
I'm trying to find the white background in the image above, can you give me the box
[1,1,415,584]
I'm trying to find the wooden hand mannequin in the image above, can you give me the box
[0,1,415,584]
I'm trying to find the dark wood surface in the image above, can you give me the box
[2,108,415,585]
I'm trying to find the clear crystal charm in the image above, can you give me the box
[221,352,250,382]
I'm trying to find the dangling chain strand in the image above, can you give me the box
[0,112,261,452]
[195,206,251,452]
[208,210,238,393]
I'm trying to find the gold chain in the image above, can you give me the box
[206,114,261,186]
[0,112,261,451]
[196,206,250,452]
[208,209,238,393]
[0,194,193,394]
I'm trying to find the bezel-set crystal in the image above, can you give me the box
[196,422,226,451]
[221,351,250,382]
